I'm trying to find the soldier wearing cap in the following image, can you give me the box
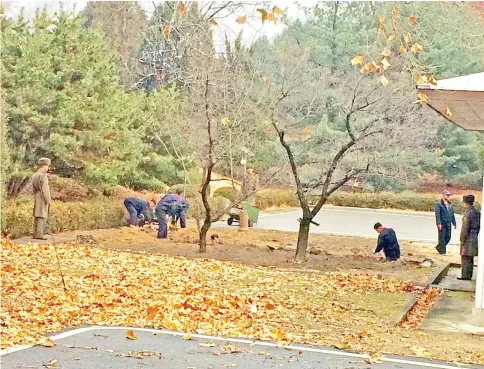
[459,195,480,280]
[32,157,52,240]
[242,165,259,206]
[434,189,457,255]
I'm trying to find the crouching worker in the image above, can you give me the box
[155,189,189,239]
[124,197,156,227]
[373,222,401,262]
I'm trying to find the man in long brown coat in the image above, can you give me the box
[458,194,480,280]
[242,166,259,206]
[32,157,52,240]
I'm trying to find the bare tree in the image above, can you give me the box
[256,16,438,261]
[147,24,279,251]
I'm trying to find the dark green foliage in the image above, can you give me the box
[1,9,187,193]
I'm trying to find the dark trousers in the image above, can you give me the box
[173,214,187,228]
[156,209,168,239]
[436,223,452,254]
[461,256,474,280]
[124,199,140,226]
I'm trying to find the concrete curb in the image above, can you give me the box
[390,295,419,327]
[392,263,452,327]
[429,263,451,285]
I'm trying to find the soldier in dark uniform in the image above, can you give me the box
[458,195,480,280]
[32,157,52,240]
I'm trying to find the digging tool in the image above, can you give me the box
[47,218,67,291]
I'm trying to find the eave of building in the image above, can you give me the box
[417,72,484,132]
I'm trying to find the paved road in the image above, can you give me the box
[2,327,481,369]
[244,206,462,245]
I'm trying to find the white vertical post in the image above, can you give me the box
[476,172,484,310]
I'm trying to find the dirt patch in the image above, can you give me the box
[61,226,454,284]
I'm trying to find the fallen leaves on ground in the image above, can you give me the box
[183,333,192,341]
[399,286,443,329]
[44,359,57,368]
[40,337,56,347]
[199,342,216,347]
[1,239,483,365]
[126,329,138,340]
[118,350,162,359]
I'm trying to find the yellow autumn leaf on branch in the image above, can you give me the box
[399,45,407,54]
[360,63,371,73]
[387,35,397,42]
[126,329,138,340]
[305,127,312,137]
[380,48,392,57]
[444,107,453,118]
[404,32,412,44]
[257,8,268,23]
[221,117,230,126]
[162,25,170,36]
[266,12,275,22]
[416,75,428,84]
[209,18,217,26]
[428,75,438,86]
[380,75,389,87]
[378,15,385,23]
[409,16,417,24]
[381,58,391,70]
[262,75,270,83]
[236,16,247,24]
[411,43,424,53]
[179,2,187,15]
[370,61,381,72]
[417,92,430,104]
[273,6,284,15]
[378,24,386,35]
[351,55,365,65]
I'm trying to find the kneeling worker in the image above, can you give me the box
[459,195,480,280]
[155,189,189,239]
[373,222,401,261]
[124,197,156,227]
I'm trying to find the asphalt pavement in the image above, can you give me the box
[2,327,482,369]
[242,206,462,245]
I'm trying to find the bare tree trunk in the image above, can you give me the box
[198,75,214,253]
[295,218,311,261]
[199,219,211,253]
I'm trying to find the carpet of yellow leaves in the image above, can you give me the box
[1,239,484,364]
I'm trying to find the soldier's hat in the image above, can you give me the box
[38,157,51,166]
[463,195,475,205]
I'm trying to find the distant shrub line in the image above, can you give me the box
[4,187,474,239]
